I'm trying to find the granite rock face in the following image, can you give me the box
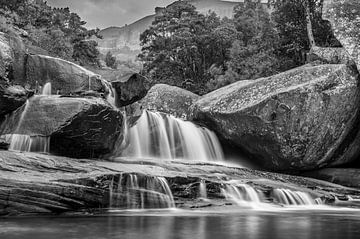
[139,84,199,120]
[323,0,360,71]
[25,54,107,95]
[191,64,360,171]
[1,96,123,158]
[111,73,149,107]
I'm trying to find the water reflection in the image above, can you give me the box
[1,211,360,239]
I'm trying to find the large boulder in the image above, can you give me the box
[0,31,26,83]
[111,73,149,107]
[323,0,360,71]
[139,84,199,120]
[25,54,107,95]
[1,96,123,158]
[191,64,360,171]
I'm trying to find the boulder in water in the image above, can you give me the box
[25,54,107,95]
[323,0,360,71]
[111,73,150,107]
[191,64,360,171]
[139,84,199,120]
[1,96,123,158]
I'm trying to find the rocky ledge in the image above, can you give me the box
[0,151,359,217]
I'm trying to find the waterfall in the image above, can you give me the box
[221,183,261,205]
[199,179,207,199]
[122,110,224,161]
[5,134,50,152]
[272,189,317,205]
[1,98,50,153]
[109,174,175,209]
[42,82,52,95]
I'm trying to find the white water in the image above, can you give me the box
[199,179,207,199]
[272,189,317,205]
[42,82,52,95]
[109,174,175,209]
[221,183,261,205]
[122,110,224,161]
[2,98,50,153]
[4,134,50,152]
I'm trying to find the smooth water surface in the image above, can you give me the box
[1,210,360,239]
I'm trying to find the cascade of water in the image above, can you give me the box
[221,183,261,205]
[122,110,224,161]
[272,189,316,205]
[42,82,52,95]
[5,134,50,152]
[2,98,51,153]
[109,173,175,209]
[102,79,117,108]
[199,179,207,199]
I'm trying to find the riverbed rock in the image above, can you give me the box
[1,96,123,158]
[323,0,360,71]
[190,64,360,171]
[25,54,107,95]
[0,151,359,216]
[139,84,199,120]
[111,73,149,107]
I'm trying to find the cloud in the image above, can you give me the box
[46,0,174,29]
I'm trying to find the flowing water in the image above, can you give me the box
[109,174,175,209]
[199,179,207,199]
[1,97,50,153]
[42,82,52,95]
[121,110,224,161]
[272,189,318,206]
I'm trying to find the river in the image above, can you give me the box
[1,209,360,239]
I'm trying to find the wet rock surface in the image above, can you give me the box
[1,96,123,158]
[0,151,359,216]
[139,84,199,120]
[111,73,149,107]
[302,168,360,189]
[0,85,32,117]
[25,54,107,95]
[190,64,360,171]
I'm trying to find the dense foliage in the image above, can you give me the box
[0,0,101,66]
[140,0,341,94]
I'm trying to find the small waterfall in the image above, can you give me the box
[109,174,175,209]
[42,82,52,95]
[5,134,50,152]
[221,183,261,205]
[272,189,316,205]
[199,179,207,199]
[122,110,224,161]
[2,98,50,153]
[102,79,117,108]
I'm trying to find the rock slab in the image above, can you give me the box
[191,64,360,171]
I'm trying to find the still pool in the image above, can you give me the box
[1,209,360,239]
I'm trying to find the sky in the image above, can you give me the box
[47,0,174,29]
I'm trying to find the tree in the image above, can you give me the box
[139,1,234,94]
[105,51,117,69]
[220,0,281,84]
[271,0,341,67]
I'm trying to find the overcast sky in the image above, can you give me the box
[47,0,174,29]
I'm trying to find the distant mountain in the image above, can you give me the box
[95,0,268,62]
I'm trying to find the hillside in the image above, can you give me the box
[95,0,261,62]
